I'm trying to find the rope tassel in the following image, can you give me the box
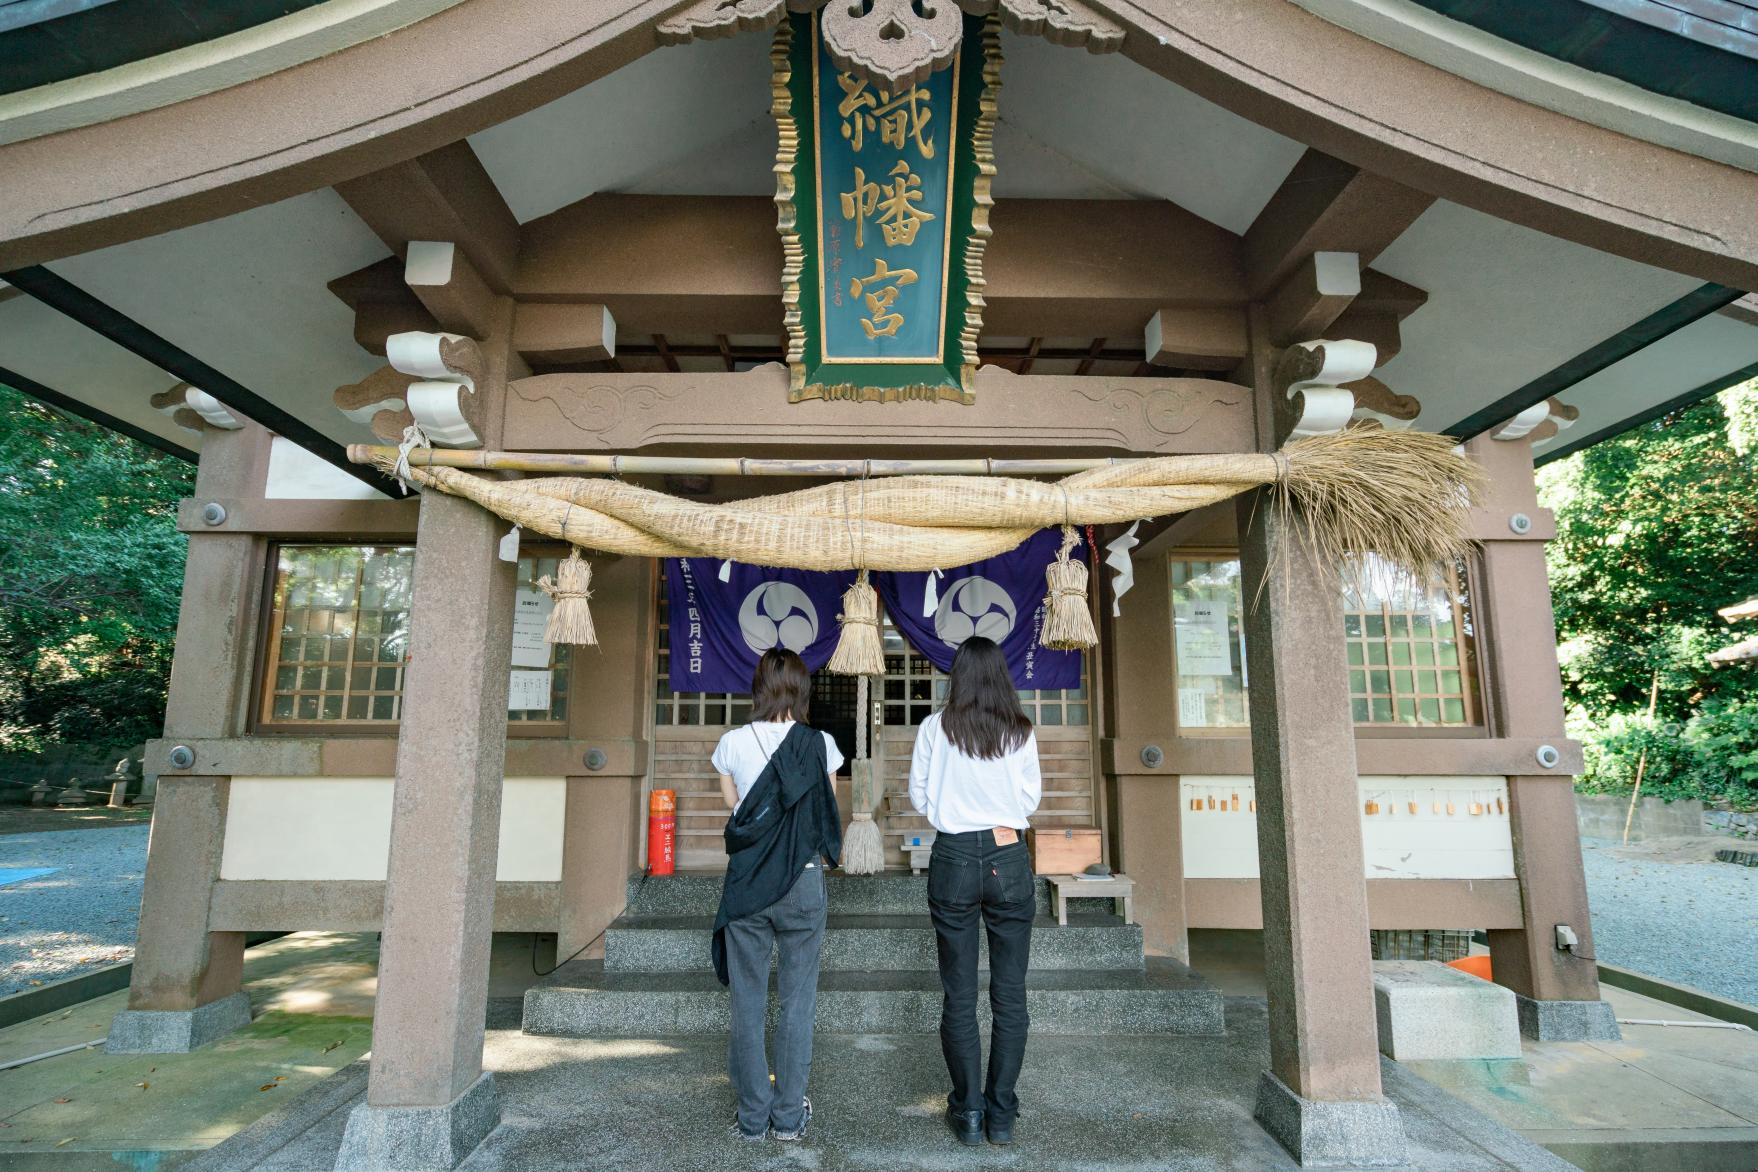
[539,548,598,647]
[827,569,884,676]
[1042,525,1097,650]
[842,675,885,874]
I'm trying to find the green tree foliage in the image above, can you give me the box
[0,384,194,754]
[1540,384,1758,805]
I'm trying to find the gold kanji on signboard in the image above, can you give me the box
[836,75,935,158]
[848,258,918,338]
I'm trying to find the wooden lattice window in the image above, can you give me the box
[1168,553,1481,731]
[259,545,570,727]
[1343,559,1478,727]
[878,618,1088,726]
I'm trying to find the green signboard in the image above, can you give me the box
[773,11,1000,403]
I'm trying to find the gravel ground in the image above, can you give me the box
[1582,834,1758,1008]
[0,825,149,997]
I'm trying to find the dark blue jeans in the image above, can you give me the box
[927,829,1035,1124]
[723,863,826,1136]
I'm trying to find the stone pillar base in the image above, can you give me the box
[1254,1071,1407,1168]
[334,1070,500,1171]
[106,990,251,1053]
[1514,994,1622,1041]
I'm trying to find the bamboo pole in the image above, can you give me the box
[1621,670,1663,845]
[349,444,1136,478]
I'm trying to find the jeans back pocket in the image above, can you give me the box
[927,852,979,908]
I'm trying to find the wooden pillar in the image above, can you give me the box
[109,421,269,1054]
[1470,435,1618,1041]
[1101,554,1189,961]
[337,293,521,1170]
[1235,306,1404,1166]
[559,556,654,960]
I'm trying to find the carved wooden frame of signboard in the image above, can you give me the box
[659,0,1122,88]
[661,0,1121,405]
[773,10,999,403]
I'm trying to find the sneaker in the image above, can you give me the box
[728,1119,766,1142]
[771,1096,812,1142]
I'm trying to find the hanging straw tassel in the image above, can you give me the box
[1042,525,1097,650]
[844,789,885,873]
[538,548,598,646]
[842,676,885,874]
[827,569,885,675]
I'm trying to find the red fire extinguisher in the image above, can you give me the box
[648,789,676,876]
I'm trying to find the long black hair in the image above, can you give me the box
[941,636,1032,759]
[750,648,812,722]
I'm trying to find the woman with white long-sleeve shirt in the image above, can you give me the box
[907,635,1041,1148]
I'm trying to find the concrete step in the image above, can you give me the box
[604,913,1144,973]
[522,958,1225,1038]
[626,872,1053,918]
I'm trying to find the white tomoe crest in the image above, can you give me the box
[738,581,820,653]
[933,576,1016,647]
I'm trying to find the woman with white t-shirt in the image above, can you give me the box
[709,649,844,1144]
[909,635,1041,1148]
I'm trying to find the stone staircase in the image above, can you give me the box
[522,873,1225,1037]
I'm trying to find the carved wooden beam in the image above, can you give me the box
[405,241,498,338]
[328,257,439,356]
[1143,306,1247,371]
[1345,375,1420,430]
[501,365,1253,456]
[334,365,418,442]
[327,197,1429,346]
[333,140,520,293]
[1265,251,1360,347]
[514,302,617,365]
[1243,149,1435,298]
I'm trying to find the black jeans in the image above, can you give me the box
[927,829,1035,1124]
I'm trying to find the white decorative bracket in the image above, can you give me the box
[1276,339,1377,438]
[150,382,240,430]
[1493,397,1577,442]
[385,331,485,448]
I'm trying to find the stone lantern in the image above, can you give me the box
[57,777,92,807]
[106,758,140,808]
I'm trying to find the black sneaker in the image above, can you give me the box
[772,1096,812,1142]
[986,1115,1015,1146]
[946,1107,985,1146]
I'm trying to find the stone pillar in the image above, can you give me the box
[559,557,653,960]
[1470,435,1618,1042]
[337,297,522,1170]
[1234,309,1404,1166]
[109,422,269,1054]
[1101,554,1190,961]
[334,491,516,1169]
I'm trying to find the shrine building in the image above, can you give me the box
[2,0,1757,1167]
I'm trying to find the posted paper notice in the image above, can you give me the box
[1175,601,1234,677]
[511,588,554,668]
[508,669,552,713]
